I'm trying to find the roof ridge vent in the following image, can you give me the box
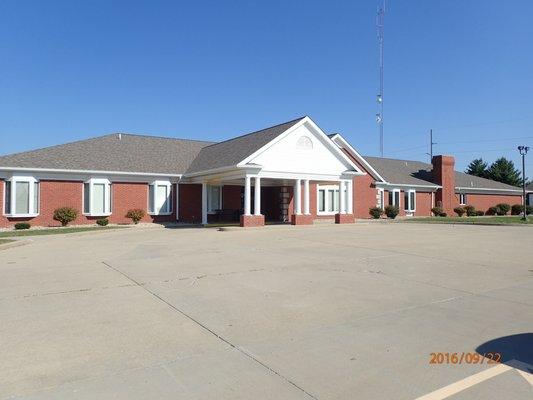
[118,133,122,140]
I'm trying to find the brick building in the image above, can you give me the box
[0,116,523,228]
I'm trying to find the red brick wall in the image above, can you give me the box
[432,155,456,215]
[453,193,522,213]
[178,183,202,223]
[222,185,242,210]
[0,179,177,228]
[416,191,434,216]
[382,189,433,217]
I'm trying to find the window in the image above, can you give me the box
[296,135,313,150]
[83,178,111,216]
[404,190,416,212]
[317,185,339,214]
[389,189,400,207]
[3,177,39,217]
[459,193,467,205]
[207,185,221,213]
[148,181,172,215]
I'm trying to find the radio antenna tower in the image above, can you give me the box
[376,0,385,157]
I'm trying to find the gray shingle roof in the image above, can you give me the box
[0,134,214,175]
[363,156,522,191]
[185,117,306,174]
[363,157,437,186]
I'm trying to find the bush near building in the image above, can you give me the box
[453,207,465,217]
[369,207,384,219]
[126,209,145,224]
[53,207,78,226]
[384,205,399,219]
[14,222,31,230]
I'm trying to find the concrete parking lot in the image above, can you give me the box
[1,223,532,399]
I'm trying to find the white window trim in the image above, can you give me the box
[3,176,40,217]
[390,188,401,207]
[405,189,416,212]
[459,193,467,205]
[148,180,173,215]
[207,184,223,214]
[82,178,112,217]
[377,188,384,209]
[316,184,340,215]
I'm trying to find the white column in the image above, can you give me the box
[244,176,251,215]
[254,177,261,215]
[347,180,353,214]
[201,182,208,224]
[294,179,302,215]
[303,179,310,215]
[339,180,346,214]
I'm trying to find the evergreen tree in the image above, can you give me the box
[465,158,488,178]
[486,157,522,186]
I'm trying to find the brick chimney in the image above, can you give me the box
[432,155,455,215]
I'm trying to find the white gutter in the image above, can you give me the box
[455,186,523,193]
[183,164,262,178]
[0,166,182,178]
[375,182,441,190]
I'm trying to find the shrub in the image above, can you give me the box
[431,207,446,217]
[527,206,533,215]
[14,222,31,230]
[486,206,498,215]
[453,207,465,217]
[384,205,399,219]
[463,205,477,217]
[96,218,109,226]
[126,209,145,224]
[511,204,526,215]
[476,210,485,216]
[369,207,384,219]
[53,207,78,226]
[495,203,511,215]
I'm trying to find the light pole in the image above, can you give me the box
[518,146,529,220]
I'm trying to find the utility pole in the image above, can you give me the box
[426,129,437,162]
[376,0,385,157]
[518,146,529,220]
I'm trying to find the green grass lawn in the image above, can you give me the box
[0,226,127,238]
[403,216,533,225]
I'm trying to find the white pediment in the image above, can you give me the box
[239,118,361,177]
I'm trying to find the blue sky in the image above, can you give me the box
[1,1,532,172]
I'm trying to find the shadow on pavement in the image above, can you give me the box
[476,333,533,373]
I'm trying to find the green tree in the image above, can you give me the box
[486,157,522,186]
[465,158,488,178]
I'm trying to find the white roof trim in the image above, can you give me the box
[455,186,523,193]
[375,182,441,190]
[237,117,364,175]
[0,166,182,178]
[329,134,385,182]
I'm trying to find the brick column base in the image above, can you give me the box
[335,213,355,224]
[291,214,314,225]
[240,215,265,227]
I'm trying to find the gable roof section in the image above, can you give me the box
[185,117,306,174]
[454,171,522,191]
[0,134,214,175]
[363,157,437,187]
[363,156,522,191]
[329,134,383,181]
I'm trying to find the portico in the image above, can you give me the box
[194,170,357,227]
[183,116,364,227]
